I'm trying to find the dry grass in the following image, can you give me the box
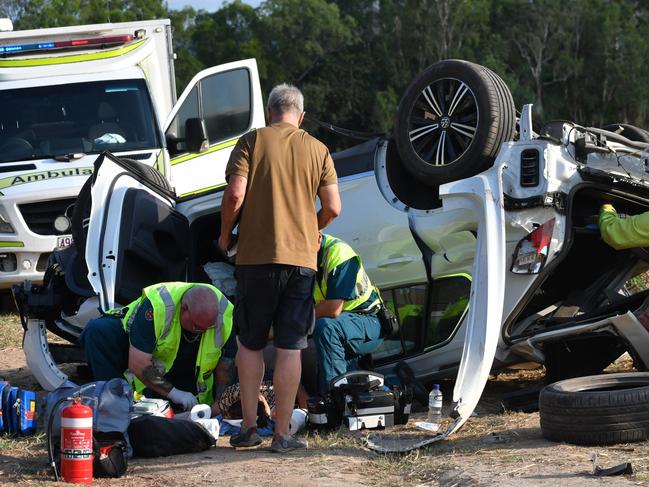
[0,313,646,485]
[0,313,23,350]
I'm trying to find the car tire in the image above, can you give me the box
[539,372,649,446]
[395,59,516,185]
[602,123,649,143]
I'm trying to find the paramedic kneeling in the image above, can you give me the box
[80,282,234,410]
[313,233,383,395]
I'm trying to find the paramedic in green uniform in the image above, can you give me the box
[599,204,649,329]
[313,233,383,395]
[80,282,235,410]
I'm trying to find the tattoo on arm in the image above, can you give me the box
[141,364,173,394]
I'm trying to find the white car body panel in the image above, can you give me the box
[86,154,174,311]
[23,318,68,391]
[326,170,426,288]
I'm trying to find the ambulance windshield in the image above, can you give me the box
[0,79,160,163]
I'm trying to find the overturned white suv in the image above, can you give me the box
[14,59,649,439]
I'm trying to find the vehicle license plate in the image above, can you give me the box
[56,235,74,248]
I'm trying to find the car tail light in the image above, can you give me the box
[511,218,555,274]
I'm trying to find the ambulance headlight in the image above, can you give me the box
[54,215,71,233]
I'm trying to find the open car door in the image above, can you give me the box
[164,59,264,199]
[434,164,507,435]
[86,152,189,312]
[367,163,506,452]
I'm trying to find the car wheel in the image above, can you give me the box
[395,59,516,185]
[602,123,649,143]
[539,372,649,446]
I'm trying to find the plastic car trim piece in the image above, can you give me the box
[23,318,68,391]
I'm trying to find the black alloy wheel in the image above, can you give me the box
[407,77,479,168]
[395,59,516,186]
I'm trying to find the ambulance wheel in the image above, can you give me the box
[395,59,516,185]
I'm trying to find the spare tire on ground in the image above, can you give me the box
[539,372,649,446]
[395,59,516,186]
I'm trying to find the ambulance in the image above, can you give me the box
[0,18,263,290]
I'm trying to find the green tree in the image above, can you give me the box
[190,1,265,83]
[169,6,205,92]
[15,0,167,29]
[0,0,25,21]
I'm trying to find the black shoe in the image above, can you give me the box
[230,426,262,448]
[270,434,307,453]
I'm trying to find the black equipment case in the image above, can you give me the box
[307,371,412,431]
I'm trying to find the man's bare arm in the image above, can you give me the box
[317,183,341,229]
[219,175,248,253]
[128,345,173,397]
[316,299,344,319]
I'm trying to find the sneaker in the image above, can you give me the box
[270,434,307,453]
[230,426,262,448]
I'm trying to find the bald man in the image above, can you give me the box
[80,282,235,410]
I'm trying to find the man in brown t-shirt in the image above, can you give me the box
[219,83,340,452]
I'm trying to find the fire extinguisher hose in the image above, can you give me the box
[47,396,71,482]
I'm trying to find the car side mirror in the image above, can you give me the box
[185,118,208,153]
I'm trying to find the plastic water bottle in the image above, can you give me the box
[427,384,443,425]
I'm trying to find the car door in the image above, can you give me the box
[164,59,264,199]
[327,139,427,289]
[410,163,507,436]
[85,152,189,312]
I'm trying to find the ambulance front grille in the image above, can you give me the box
[19,198,77,236]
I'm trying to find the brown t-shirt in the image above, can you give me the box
[225,122,338,270]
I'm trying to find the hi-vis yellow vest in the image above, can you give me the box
[314,235,380,312]
[120,282,233,404]
[599,203,649,250]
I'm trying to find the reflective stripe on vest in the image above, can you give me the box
[119,282,233,404]
[315,235,380,312]
[214,293,230,348]
[157,284,175,341]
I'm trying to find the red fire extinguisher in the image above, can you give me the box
[60,398,93,485]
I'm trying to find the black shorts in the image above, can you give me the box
[234,264,316,350]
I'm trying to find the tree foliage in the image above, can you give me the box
[5,0,649,149]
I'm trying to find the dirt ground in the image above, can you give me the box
[0,312,648,486]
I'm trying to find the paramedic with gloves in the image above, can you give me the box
[313,233,384,395]
[599,204,649,329]
[80,282,234,410]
